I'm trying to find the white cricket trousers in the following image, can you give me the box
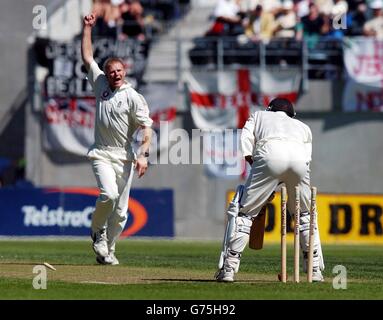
[240,139,311,217]
[91,158,134,253]
[236,139,324,272]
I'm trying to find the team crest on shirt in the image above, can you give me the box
[101,90,110,100]
[117,101,122,108]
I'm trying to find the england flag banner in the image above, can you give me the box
[138,82,178,153]
[258,68,301,105]
[185,68,301,129]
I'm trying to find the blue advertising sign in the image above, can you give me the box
[0,187,174,237]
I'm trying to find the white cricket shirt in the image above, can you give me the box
[241,110,312,161]
[86,60,153,161]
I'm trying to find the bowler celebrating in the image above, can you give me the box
[81,13,153,265]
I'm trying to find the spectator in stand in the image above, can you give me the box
[273,0,297,38]
[347,0,366,12]
[347,0,368,36]
[206,0,243,36]
[331,0,348,16]
[295,0,311,18]
[242,4,276,42]
[315,0,334,15]
[120,0,146,41]
[111,0,124,20]
[296,2,327,46]
[363,0,383,39]
[92,0,120,39]
[118,1,150,88]
[258,0,282,14]
[322,0,348,38]
[240,0,281,14]
[155,0,180,21]
[239,0,259,12]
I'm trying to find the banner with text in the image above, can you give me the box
[33,37,149,96]
[342,38,383,111]
[34,37,177,156]
[227,191,383,244]
[342,78,383,112]
[0,187,174,237]
[43,97,95,155]
[42,84,178,156]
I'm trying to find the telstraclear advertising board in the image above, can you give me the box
[0,188,173,237]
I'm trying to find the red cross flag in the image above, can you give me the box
[185,68,301,129]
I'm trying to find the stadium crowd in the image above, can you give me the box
[204,0,383,41]
[189,0,382,77]
[90,0,190,40]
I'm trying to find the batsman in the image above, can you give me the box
[215,98,325,282]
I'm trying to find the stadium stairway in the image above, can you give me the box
[143,2,214,83]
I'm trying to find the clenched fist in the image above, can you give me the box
[83,14,96,27]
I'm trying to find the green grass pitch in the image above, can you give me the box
[0,239,382,300]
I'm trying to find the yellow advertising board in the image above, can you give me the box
[227,191,383,245]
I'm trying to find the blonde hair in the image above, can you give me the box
[103,57,125,73]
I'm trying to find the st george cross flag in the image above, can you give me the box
[185,67,301,130]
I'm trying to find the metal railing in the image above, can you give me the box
[185,36,344,78]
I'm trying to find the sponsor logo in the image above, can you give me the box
[227,191,383,243]
[120,198,148,238]
[22,205,93,228]
[101,90,110,100]
[43,188,148,236]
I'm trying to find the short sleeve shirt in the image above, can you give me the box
[87,60,153,161]
[241,111,312,162]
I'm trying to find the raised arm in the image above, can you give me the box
[81,13,96,72]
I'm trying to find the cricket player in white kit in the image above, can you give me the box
[81,13,153,265]
[216,98,324,282]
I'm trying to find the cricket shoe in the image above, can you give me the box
[312,271,324,282]
[107,252,119,265]
[96,255,110,265]
[96,253,119,265]
[215,267,235,282]
[91,228,108,258]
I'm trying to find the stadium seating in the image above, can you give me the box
[188,36,343,79]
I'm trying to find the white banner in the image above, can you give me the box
[343,38,383,83]
[139,83,178,152]
[43,98,95,155]
[185,68,301,129]
[43,84,178,156]
[203,129,246,179]
[342,38,383,111]
[342,79,383,112]
[185,70,240,129]
[259,68,301,103]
